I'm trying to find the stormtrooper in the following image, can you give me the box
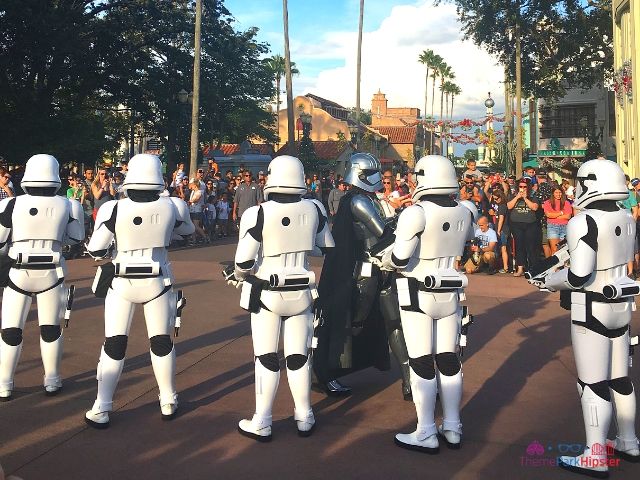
[382,155,473,453]
[0,154,84,400]
[528,159,639,477]
[84,154,194,428]
[227,155,334,441]
[314,152,411,399]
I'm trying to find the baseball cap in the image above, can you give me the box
[258,171,265,175]
[631,178,640,187]
[537,169,547,177]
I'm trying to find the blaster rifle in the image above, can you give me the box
[174,290,186,337]
[64,285,75,328]
[459,306,474,357]
[525,239,570,283]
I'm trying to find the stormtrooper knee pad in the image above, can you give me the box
[1,328,23,346]
[286,354,308,370]
[150,335,173,357]
[104,335,128,361]
[580,379,611,401]
[610,377,634,395]
[435,352,461,376]
[257,353,280,372]
[409,355,436,380]
[40,325,61,343]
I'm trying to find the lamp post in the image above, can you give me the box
[349,124,360,151]
[503,123,512,175]
[579,115,589,141]
[484,93,495,165]
[176,89,193,168]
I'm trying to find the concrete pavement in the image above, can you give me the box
[0,242,638,479]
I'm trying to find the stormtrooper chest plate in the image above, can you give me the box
[11,195,70,242]
[416,202,469,259]
[260,200,318,257]
[114,198,175,251]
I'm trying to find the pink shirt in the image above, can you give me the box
[543,199,572,225]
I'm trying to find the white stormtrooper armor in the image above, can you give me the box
[382,155,473,453]
[231,155,334,441]
[0,154,84,400]
[84,154,194,429]
[530,160,639,475]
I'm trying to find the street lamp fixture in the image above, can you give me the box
[597,118,605,141]
[349,124,360,149]
[579,115,589,141]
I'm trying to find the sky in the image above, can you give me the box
[224,0,506,151]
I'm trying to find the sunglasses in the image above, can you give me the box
[519,185,528,188]
[244,174,250,177]
[383,181,391,184]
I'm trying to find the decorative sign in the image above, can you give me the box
[537,149,586,157]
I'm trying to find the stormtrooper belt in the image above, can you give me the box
[113,262,162,278]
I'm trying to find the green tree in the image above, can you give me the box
[429,54,444,152]
[437,0,614,99]
[418,49,437,149]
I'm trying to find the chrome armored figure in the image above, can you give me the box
[382,155,473,453]
[528,159,639,477]
[314,152,411,399]
[84,154,194,428]
[226,155,334,441]
[0,154,84,400]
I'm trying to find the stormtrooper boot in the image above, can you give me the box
[238,358,279,442]
[85,347,125,429]
[437,368,463,448]
[286,356,315,436]
[610,379,639,463]
[40,332,63,396]
[150,347,178,420]
[559,384,612,479]
[0,337,22,401]
[395,368,439,454]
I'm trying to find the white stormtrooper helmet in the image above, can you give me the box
[21,154,61,190]
[458,199,479,224]
[344,152,382,193]
[573,159,628,209]
[263,155,307,200]
[412,155,459,201]
[122,154,164,192]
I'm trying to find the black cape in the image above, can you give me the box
[313,191,390,383]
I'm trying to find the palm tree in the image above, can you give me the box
[442,81,458,157]
[283,0,295,153]
[438,64,454,154]
[266,54,299,148]
[355,0,365,148]
[418,49,436,151]
[448,83,461,121]
[429,54,444,153]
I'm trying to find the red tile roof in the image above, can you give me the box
[204,143,274,156]
[372,126,417,144]
[276,140,349,161]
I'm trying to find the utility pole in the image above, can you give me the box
[355,0,364,147]
[515,24,523,179]
[189,0,202,179]
[283,0,295,155]
[504,65,513,176]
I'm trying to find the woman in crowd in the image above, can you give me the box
[205,179,216,198]
[543,186,573,254]
[91,168,115,220]
[66,175,86,204]
[187,181,209,244]
[506,177,540,277]
[489,188,511,273]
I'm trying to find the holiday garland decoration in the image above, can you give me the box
[613,60,633,106]
[538,156,583,170]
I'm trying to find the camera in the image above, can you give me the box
[469,237,481,247]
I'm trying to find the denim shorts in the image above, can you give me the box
[547,223,567,240]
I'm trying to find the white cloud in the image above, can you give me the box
[294,1,505,121]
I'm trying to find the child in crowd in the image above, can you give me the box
[204,195,217,240]
[216,192,230,237]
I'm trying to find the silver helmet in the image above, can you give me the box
[573,159,628,209]
[21,154,61,190]
[411,155,459,201]
[344,152,382,193]
[263,155,307,200]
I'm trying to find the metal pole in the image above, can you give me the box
[189,0,202,179]
[283,0,295,155]
[356,0,364,147]
[515,25,523,179]
[129,109,135,160]
[504,65,513,176]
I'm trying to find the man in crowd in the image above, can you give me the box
[533,169,553,258]
[0,168,14,199]
[232,170,260,227]
[621,175,639,276]
[460,174,483,208]
[327,181,347,220]
[464,215,497,275]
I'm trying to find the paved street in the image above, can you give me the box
[0,242,638,480]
